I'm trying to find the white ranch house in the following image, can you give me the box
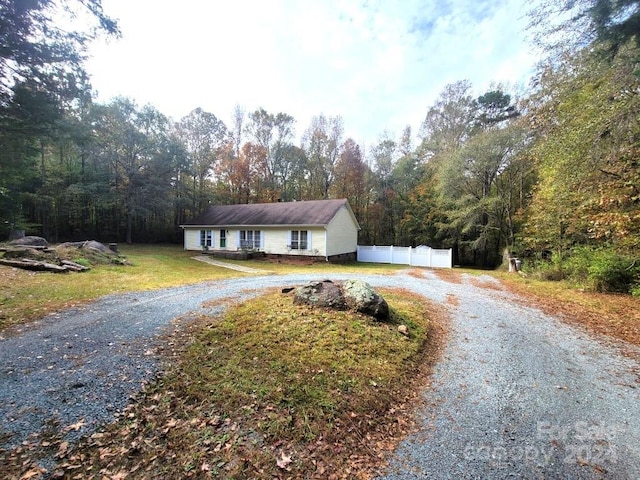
[181,199,360,262]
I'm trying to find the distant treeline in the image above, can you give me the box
[1,0,639,274]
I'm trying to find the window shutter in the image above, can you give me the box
[307,230,312,251]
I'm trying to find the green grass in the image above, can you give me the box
[0,244,404,334]
[0,245,246,333]
[218,256,408,275]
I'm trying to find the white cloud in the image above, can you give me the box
[85,0,540,147]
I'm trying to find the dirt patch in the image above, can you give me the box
[446,293,460,307]
[407,269,427,280]
[468,277,504,291]
[431,269,464,284]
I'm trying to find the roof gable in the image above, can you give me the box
[183,199,356,227]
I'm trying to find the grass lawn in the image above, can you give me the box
[0,244,405,334]
[0,244,241,333]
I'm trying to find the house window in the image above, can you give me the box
[240,230,261,249]
[219,229,226,248]
[290,230,308,250]
[200,230,213,247]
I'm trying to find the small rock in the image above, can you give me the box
[398,324,409,336]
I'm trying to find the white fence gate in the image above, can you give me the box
[356,245,452,269]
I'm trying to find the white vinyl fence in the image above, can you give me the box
[357,245,452,269]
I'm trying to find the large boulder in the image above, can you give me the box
[292,279,390,321]
[8,236,49,247]
[293,280,346,310]
[342,279,389,320]
[58,240,117,255]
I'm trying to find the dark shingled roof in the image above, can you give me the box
[182,199,356,227]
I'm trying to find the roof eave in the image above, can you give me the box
[182,224,329,229]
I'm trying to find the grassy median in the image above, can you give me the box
[6,287,447,479]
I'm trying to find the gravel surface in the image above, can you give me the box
[378,270,640,479]
[1,269,639,478]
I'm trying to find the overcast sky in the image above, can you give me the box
[85,0,541,147]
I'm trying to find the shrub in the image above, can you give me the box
[563,246,593,283]
[586,249,638,293]
[562,246,639,293]
[528,251,567,281]
[528,246,639,294]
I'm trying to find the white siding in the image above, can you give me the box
[184,228,202,250]
[263,229,287,254]
[262,228,326,255]
[184,228,226,251]
[183,206,357,257]
[325,206,358,256]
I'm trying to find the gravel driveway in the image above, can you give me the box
[1,269,639,478]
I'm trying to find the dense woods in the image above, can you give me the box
[1,0,639,290]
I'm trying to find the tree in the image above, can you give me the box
[175,108,229,213]
[0,0,118,239]
[302,114,343,199]
[523,44,640,256]
[90,98,174,243]
[331,138,370,231]
[411,83,527,266]
[475,90,518,128]
[0,0,118,109]
[369,134,397,244]
[438,122,528,266]
[529,0,640,59]
[246,107,296,199]
[418,80,476,161]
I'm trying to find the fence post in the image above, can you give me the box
[389,245,394,264]
[427,247,432,268]
[408,246,413,266]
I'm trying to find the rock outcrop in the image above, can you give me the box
[8,236,49,247]
[292,279,390,321]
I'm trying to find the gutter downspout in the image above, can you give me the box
[324,226,329,262]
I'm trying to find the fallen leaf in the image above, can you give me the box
[277,452,292,470]
[19,467,47,479]
[56,441,69,458]
[67,419,86,431]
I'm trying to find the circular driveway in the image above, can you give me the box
[1,270,638,478]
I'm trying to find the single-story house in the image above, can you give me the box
[181,199,360,262]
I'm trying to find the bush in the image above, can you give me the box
[528,246,639,294]
[587,250,638,293]
[565,246,639,293]
[527,251,567,281]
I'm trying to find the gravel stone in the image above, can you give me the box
[1,270,639,479]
